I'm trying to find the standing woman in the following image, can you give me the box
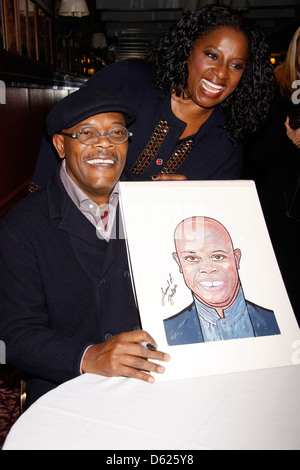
[244,27,300,322]
[32,6,274,186]
[275,26,300,148]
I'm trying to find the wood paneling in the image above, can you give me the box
[0,86,69,218]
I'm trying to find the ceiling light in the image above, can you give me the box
[230,0,249,11]
[92,33,108,49]
[58,0,90,17]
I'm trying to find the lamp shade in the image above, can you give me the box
[92,33,108,49]
[58,0,90,17]
[19,0,34,14]
[197,0,219,6]
[230,0,249,11]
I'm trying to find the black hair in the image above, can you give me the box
[147,6,274,141]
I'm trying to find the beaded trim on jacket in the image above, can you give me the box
[130,118,194,175]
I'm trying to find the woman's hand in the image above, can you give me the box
[152,174,187,181]
[285,117,300,148]
[81,330,170,383]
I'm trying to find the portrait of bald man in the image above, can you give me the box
[164,216,280,345]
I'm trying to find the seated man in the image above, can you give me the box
[0,86,170,408]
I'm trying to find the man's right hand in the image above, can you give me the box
[81,330,170,383]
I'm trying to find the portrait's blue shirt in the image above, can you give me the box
[194,287,255,341]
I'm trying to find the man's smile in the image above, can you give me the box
[85,151,119,167]
[198,279,225,291]
[86,158,116,166]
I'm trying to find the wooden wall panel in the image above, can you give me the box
[0,86,69,217]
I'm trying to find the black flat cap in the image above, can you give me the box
[46,85,136,135]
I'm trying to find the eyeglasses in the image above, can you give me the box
[59,125,133,145]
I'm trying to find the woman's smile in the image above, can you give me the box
[199,78,225,98]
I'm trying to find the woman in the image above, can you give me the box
[275,26,300,148]
[244,27,300,322]
[32,6,274,186]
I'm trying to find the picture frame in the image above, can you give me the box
[119,180,300,381]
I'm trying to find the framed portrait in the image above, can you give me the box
[119,181,300,381]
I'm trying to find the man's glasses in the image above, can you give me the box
[59,125,133,145]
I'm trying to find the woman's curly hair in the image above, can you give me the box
[147,6,275,141]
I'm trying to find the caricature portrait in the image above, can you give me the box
[164,217,281,345]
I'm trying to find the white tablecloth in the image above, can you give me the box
[3,365,300,450]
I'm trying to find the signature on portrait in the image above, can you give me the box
[161,273,177,307]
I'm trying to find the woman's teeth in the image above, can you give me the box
[201,78,223,94]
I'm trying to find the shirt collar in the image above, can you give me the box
[194,286,247,326]
[59,160,119,240]
[60,159,119,207]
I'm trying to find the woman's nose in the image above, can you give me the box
[213,61,228,79]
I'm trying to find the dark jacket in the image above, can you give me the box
[164,300,280,346]
[0,166,140,406]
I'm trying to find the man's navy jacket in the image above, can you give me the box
[0,166,140,406]
[164,300,280,346]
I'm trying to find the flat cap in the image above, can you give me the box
[46,85,136,135]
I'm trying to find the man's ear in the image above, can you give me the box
[52,134,65,159]
[172,252,183,273]
[234,248,241,270]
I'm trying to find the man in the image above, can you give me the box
[164,216,280,345]
[0,86,170,408]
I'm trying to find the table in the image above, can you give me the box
[3,365,300,450]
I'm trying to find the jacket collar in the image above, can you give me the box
[47,163,135,231]
[46,165,128,279]
[47,165,100,246]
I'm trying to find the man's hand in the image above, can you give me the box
[82,330,170,383]
[285,117,300,148]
